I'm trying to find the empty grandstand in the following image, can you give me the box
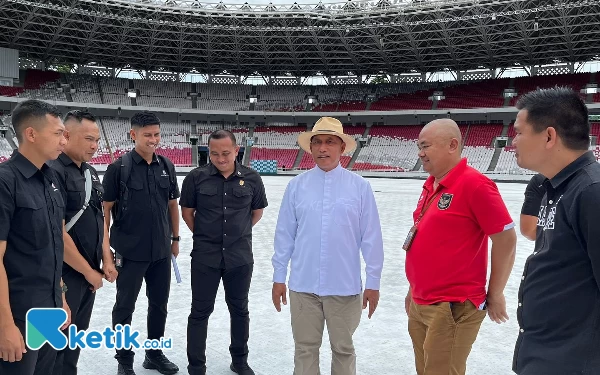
[1,0,600,175]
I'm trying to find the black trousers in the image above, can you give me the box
[112,256,171,366]
[0,319,57,375]
[52,270,96,375]
[187,259,253,375]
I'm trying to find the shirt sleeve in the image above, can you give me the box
[470,179,514,236]
[359,181,384,290]
[573,184,600,292]
[521,174,546,216]
[0,176,14,241]
[251,174,268,210]
[168,163,180,200]
[272,181,297,284]
[102,162,120,203]
[178,172,196,208]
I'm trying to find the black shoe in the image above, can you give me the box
[117,364,136,375]
[230,362,255,375]
[142,353,179,375]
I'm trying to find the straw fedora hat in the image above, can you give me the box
[297,117,357,154]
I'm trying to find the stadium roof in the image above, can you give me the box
[0,0,599,77]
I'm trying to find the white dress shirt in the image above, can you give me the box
[272,163,384,296]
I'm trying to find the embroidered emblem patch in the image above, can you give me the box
[437,193,453,210]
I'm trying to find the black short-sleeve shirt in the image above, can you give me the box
[102,150,180,262]
[520,173,546,216]
[179,162,268,269]
[49,153,104,274]
[513,152,600,374]
[0,151,65,322]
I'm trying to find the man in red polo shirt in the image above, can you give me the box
[404,119,517,375]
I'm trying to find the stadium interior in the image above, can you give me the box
[1,0,600,175]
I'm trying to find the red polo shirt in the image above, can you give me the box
[405,158,514,307]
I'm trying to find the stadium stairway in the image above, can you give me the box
[587,72,597,103]
[488,148,502,172]
[503,77,515,107]
[346,125,372,170]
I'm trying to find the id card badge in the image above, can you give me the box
[402,225,418,251]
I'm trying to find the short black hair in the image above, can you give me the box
[208,129,237,146]
[11,99,62,142]
[131,111,160,128]
[516,86,590,150]
[63,110,96,124]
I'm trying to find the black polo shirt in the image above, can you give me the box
[513,152,600,375]
[179,162,268,269]
[49,153,104,274]
[0,151,65,322]
[102,150,179,262]
[520,173,546,217]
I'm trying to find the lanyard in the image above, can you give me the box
[415,190,440,226]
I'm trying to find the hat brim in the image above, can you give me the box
[297,131,357,155]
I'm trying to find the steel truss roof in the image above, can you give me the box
[0,0,599,77]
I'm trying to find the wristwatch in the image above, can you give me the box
[171,236,181,241]
[61,283,68,293]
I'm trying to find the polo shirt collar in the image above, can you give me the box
[548,151,596,189]
[423,158,467,191]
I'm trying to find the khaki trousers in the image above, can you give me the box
[408,300,486,375]
[290,291,362,375]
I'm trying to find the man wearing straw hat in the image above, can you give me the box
[272,117,384,375]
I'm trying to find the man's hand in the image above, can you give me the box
[171,241,180,258]
[272,283,287,312]
[362,289,380,319]
[84,269,104,292]
[0,323,26,362]
[486,292,509,324]
[61,298,71,331]
[102,259,118,283]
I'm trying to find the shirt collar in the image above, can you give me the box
[548,151,596,189]
[209,161,244,178]
[59,152,91,173]
[314,162,343,176]
[423,158,467,191]
[11,150,44,179]
[131,149,158,165]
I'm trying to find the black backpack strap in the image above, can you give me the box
[112,152,132,221]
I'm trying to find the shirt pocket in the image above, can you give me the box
[333,198,360,227]
[65,178,85,212]
[197,185,218,209]
[127,178,144,190]
[157,175,170,190]
[232,186,252,210]
[14,193,49,249]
